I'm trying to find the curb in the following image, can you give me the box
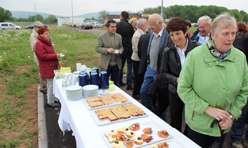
[38,87,48,148]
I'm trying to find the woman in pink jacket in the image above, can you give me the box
[35,27,61,107]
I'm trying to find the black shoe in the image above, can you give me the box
[40,89,47,94]
[126,86,133,90]
[119,82,126,87]
[132,94,140,99]
[47,103,60,107]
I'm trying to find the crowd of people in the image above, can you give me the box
[30,10,248,148]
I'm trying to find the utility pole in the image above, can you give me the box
[34,3,37,21]
[71,0,74,31]
[161,0,164,18]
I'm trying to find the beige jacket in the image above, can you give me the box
[131,29,143,61]
[30,29,39,66]
[95,31,124,71]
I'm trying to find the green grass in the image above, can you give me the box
[188,26,198,33]
[0,29,99,147]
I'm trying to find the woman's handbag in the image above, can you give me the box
[209,120,225,148]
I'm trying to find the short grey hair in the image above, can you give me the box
[155,14,163,25]
[197,16,212,26]
[137,19,146,28]
[210,12,237,36]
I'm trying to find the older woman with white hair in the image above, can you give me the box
[177,13,248,148]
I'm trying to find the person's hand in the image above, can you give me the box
[57,53,60,58]
[219,116,233,130]
[116,50,122,56]
[204,106,230,121]
[176,77,179,83]
[107,48,115,53]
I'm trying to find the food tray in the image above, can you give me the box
[102,121,173,148]
[90,105,148,126]
[83,99,132,110]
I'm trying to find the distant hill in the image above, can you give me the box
[11,11,131,19]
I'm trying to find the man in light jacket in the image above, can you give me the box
[30,21,47,94]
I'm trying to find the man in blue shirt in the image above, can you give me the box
[191,16,212,44]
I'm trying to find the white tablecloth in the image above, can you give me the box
[53,78,200,148]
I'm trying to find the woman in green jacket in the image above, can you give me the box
[177,13,248,148]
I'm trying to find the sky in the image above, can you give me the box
[1,0,248,16]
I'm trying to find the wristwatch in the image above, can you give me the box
[230,115,234,122]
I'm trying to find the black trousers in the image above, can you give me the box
[132,60,144,95]
[188,126,226,148]
[169,91,185,132]
[154,85,169,118]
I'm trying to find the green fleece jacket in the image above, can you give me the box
[177,42,248,137]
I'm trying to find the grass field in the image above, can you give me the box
[0,29,98,147]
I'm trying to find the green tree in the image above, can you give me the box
[0,7,12,22]
[36,14,44,22]
[99,10,109,19]
[228,9,243,22]
[240,10,248,22]
[44,15,57,24]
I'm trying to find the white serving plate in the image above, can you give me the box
[145,138,186,148]
[102,121,173,148]
[90,105,148,126]
[83,99,132,110]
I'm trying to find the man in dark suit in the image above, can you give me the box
[139,13,170,112]
[116,11,135,89]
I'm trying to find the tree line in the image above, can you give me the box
[13,14,57,24]
[141,5,248,23]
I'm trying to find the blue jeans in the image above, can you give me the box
[231,100,248,143]
[106,65,119,86]
[118,57,133,87]
[140,65,158,112]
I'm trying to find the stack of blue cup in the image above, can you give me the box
[90,72,99,86]
[100,71,109,89]
[92,67,99,76]
[79,74,88,87]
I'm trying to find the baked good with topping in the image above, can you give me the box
[158,142,169,148]
[123,138,134,148]
[105,130,118,137]
[108,135,117,143]
[117,127,128,133]
[129,123,140,131]
[141,133,153,143]
[143,127,152,134]
[125,130,135,138]
[112,141,124,148]
[157,130,169,138]
[115,133,127,141]
[131,136,143,145]
[149,145,158,148]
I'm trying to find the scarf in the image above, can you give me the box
[206,37,231,62]
[236,31,247,36]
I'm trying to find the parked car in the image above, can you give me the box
[0,22,22,30]
[98,23,104,28]
[81,23,93,29]
[25,24,47,29]
[92,22,100,28]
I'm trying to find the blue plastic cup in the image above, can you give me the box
[92,67,99,75]
[79,74,88,87]
[90,72,99,86]
[100,71,109,89]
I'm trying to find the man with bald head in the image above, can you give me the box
[139,14,170,112]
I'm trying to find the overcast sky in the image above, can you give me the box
[1,0,248,16]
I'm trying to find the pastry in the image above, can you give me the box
[105,130,118,137]
[125,130,135,138]
[158,142,169,148]
[141,133,153,143]
[143,127,152,134]
[117,127,128,133]
[123,138,134,148]
[131,136,143,145]
[115,133,127,141]
[108,135,117,143]
[158,130,169,138]
[149,145,158,148]
[129,123,140,131]
[111,141,124,148]
[86,96,101,102]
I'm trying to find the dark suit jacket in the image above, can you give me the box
[138,27,170,74]
[116,18,135,59]
[138,32,150,74]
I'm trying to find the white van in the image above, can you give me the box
[0,22,22,30]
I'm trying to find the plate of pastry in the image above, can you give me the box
[102,121,173,148]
